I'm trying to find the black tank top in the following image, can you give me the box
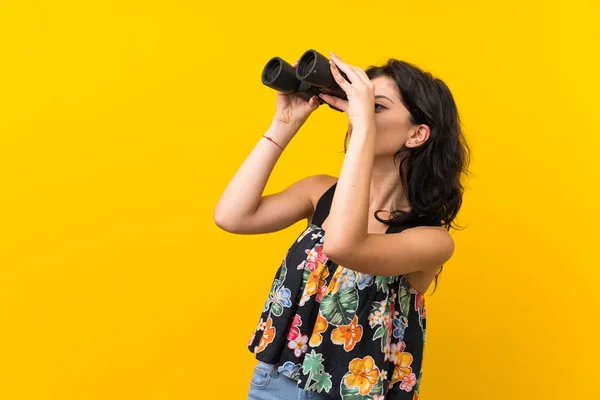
[311,182,421,234]
[248,182,430,399]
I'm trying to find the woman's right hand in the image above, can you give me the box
[272,61,321,128]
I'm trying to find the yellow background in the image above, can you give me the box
[1,1,599,399]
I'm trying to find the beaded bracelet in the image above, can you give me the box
[262,135,284,151]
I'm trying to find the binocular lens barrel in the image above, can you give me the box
[296,51,317,81]
[296,50,347,98]
[260,49,348,111]
[261,57,300,94]
[262,58,282,85]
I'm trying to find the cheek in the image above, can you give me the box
[375,116,404,137]
[374,116,409,147]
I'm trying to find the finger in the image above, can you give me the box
[309,95,320,110]
[352,66,371,86]
[329,52,362,86]
[319,93,348,112]
[329,61,352,92]
[291,60,299,68]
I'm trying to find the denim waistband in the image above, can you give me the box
[256,360,280,376]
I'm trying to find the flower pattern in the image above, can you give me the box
[343,356,380,395]
[254,317,275,354]
[331,315,363,352]
[278,361,302,380]
[248,183,433,399]
[310,312,328,347]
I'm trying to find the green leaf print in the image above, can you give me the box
[278,261,288,286]
[370,300,383,314]
[320,288,359,326]
[399,279,411,316]
[271,302,283,316]
[370,379,384,396]
[302,265,311,287]
[302,350,326,384]
[374,276,395,293]
[303,350,325,376]
[340,386,363,400]
[373,326,391,352]
[340,378,384,400]
[372,325,385,341]
[308,371,333,393]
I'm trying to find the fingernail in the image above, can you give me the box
[329,51,337,58]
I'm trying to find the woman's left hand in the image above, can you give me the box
[318,52,376,131]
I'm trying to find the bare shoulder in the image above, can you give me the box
[307,174,338,207]
[304,174,338,222]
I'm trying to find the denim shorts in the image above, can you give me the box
[247,360,330,400]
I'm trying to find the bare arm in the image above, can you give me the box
[215,60,325,235]
[213,121,332,234]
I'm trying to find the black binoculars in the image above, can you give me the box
[261,49,349,112]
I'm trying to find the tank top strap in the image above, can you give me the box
[310,182,337,228]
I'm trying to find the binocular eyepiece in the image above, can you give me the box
[261,49,349,112]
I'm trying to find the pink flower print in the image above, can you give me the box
[378,300,387,314]
[304,248,319,269]
[374,310,383,324]
[383,313,392,329]
[287,314,303,341]
[315,245,328,263]
[383,342,391,362]
[288,326,300,341]
[390,342,401,363]
[315,285,327,303]
[368,312,379,328]
[297,260,307,271]
[400,373,417,392]
[288,334,309,357]
[304,245,328,271]
[291,314,302,328]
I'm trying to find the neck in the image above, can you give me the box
[369,155,409,215]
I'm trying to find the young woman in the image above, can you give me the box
[214,52,470,400]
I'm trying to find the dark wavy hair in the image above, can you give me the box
[342,59,471,292]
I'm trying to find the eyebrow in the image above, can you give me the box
[375,95,394,104]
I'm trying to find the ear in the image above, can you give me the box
[407,124,430,147]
